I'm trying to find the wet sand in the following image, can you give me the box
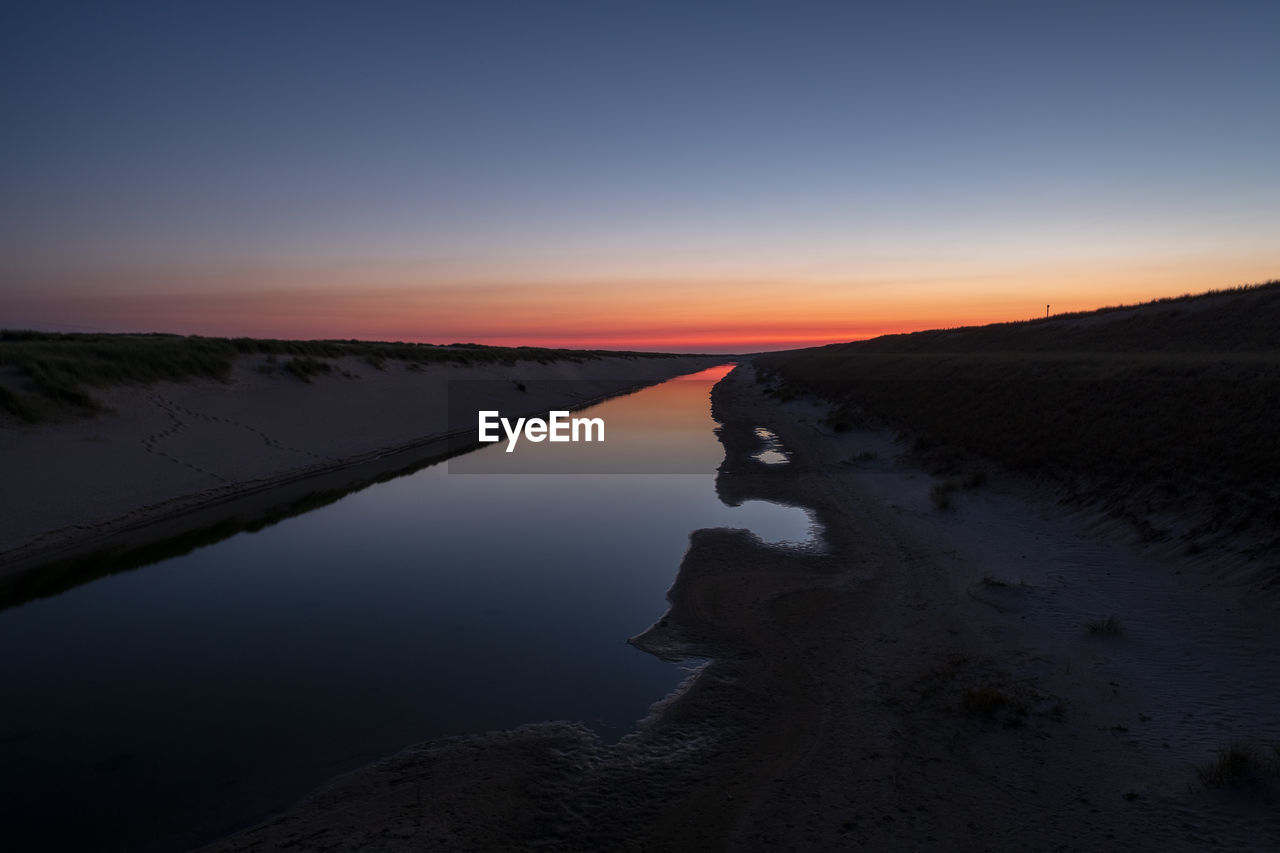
[181,363,1280,850]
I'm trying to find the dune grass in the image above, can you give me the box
[0,332,234,420]
[1085,615,1123,636]
[805,280,1280,355]
[757,281,1280,544]
[282,356,334,382]
[929,470,987,510]
[763,351,1280,485]
[930,480,959,510]
[0,383,44,422]
[1196,742,1280,789]
[0,331,682,421]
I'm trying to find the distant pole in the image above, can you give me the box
[1046,304,1050,318]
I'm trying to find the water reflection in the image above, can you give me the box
[449,364,739,474]
[751,426,790,465]
[0,363,814,852]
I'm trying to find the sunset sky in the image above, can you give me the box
[2,1,1277,352]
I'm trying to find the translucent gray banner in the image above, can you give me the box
[444,374,731,474]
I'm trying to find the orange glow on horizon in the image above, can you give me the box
[3,262,1274,353]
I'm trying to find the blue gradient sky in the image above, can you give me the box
[2,1,1277,350]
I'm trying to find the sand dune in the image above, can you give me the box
[0,353,721,580]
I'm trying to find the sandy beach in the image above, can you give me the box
[0,353,721,586]
[195,363,1280,851]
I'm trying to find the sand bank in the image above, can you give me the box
[0,354,721,584]
[187,362,1279,850]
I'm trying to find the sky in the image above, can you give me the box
[2,0,1277,352]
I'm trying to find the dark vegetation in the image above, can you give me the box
[960,684,1029,721]
[756,281,1280,552]
[0,331,679,421]
[929,470,987,509]
[282,356,334,382]
[912,653,1050,730]
[1085,615,1124,636]
[1196,742,1280,790]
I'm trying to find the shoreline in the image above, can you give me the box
[0,354,724,604]
[198,361,1280,851]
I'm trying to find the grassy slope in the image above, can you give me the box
[0,332,681,422]
[757,281,1280,550]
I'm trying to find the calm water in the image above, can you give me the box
[0,365,816,852]
[752,426,790,465]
